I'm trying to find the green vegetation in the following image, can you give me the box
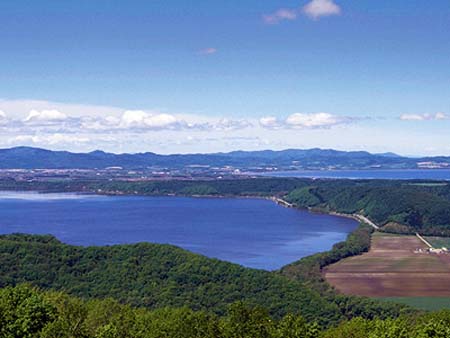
[378,297,450,312]
[322,312,450,338]
[1,284,449,338]
[0,233,414,328]
[283,180,450,235]
[0,177,308,197]
[425,236,450,249]
[0,284,321,338]
[3,177,450,335]
[0,234,341,326]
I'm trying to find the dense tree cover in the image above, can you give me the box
[284,180,450,234]
[0,177,308,197]
[0,234,413,328]
[0,234,342,326]
[0,284,321,338]
[0,285,448,338]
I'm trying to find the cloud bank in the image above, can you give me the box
[25,109,68,123]
[400,112,450,121]
[7,99,441,155]
[260,112,353,129]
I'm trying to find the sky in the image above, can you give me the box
[0,0,449,155]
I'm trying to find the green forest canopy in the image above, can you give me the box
[1,284,449,338]
[0,233,410,328]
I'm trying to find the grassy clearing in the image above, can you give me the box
[426,236,450,249]
[378,297,450,311]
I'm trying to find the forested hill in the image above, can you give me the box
[0,234,408,327]
[283,180,450,235]
[0,146,447,169]
[0,234,339,325]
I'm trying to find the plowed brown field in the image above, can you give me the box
[324,233,450,297]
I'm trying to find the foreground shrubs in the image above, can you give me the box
[1,285,450,338]
[0,285,320,338]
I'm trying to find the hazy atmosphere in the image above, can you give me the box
[1,1,449,155]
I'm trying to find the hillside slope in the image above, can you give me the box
[0,234,341,325]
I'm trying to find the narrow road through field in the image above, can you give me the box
[354,214,379,229]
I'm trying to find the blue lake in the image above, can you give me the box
[0,191,358,270]
[256,169,450,180]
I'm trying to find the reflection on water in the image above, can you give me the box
[0,191,100,201]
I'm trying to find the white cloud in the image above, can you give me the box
[302,0,341,19]
[210,118,252,131]
[400,114,428,121]
[400,112,450,121]
[144,113,179,128]
[80,116,121,131]
[120,110,148,127]
[119,110,179,129]
[259,116,282,129]
[435,112,449,120]
[24,109,67,123]
[286,112,347,128]
[0,110,7,126]
[199,47,217,55]
[263,8,298,25]
[263,0,341,25]
[260,112,353,129]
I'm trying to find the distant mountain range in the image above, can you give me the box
[0,146,449,170]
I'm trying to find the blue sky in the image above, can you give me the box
[0,0,449,155]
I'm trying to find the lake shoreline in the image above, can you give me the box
[0,188,364,229]
[0,190,358,270]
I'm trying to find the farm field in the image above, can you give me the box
[324,232,450,297]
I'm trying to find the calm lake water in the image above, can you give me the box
[257,169,450,180]
[0,191,358,270]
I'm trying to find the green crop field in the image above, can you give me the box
[378,297,450,311]
[426,236,450,248]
